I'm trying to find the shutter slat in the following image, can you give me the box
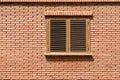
[50,20,66,52]
[70,20,86,52]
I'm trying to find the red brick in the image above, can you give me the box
[0,2,120,80]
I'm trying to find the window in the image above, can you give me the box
[46,18,90,55]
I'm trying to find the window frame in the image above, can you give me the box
[46,18,90,55]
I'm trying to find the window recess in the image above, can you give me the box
[46,18,91,56]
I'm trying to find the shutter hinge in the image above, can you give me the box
[88,21,90,26]
[88,47,89,51]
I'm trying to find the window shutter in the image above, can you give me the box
[50,20,66,52]
[70,20,86,52]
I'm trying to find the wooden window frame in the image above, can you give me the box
[46,18,91,56]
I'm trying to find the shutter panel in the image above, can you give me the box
[50,20,66,52]
[70,20,86,52]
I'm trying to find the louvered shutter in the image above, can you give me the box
[50,20,66,52]
[70,20,86,52]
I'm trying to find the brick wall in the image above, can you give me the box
[0,2,120,80]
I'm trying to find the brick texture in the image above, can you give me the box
[0,2,120,80]
[1,0,120,2]
[45,11,93,16]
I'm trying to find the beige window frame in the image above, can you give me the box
[46,18,90,55]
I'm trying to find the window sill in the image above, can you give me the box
[45,52,92,56]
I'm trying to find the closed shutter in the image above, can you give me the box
[50,20,66,52]
[70,20,86,52]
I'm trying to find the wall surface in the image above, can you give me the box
[0,2,120,80]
